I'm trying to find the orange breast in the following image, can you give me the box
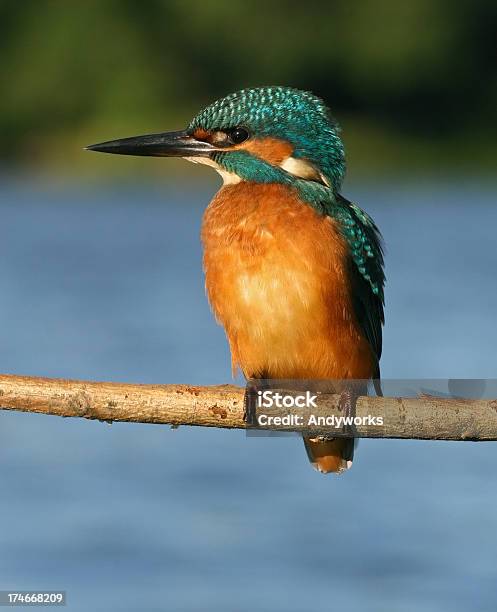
[201,182,375,380]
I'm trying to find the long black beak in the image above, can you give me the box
[85,130,217,157]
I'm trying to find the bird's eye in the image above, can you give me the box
[227,127,249,145]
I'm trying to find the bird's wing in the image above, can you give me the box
[324,193,385,376]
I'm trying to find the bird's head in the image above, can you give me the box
[87,86,346,192]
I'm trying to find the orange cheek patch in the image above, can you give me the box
[237,137,293,165]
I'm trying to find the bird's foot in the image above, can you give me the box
[243,383,257,425]
[338,388,355,418]
[338,386,359,436]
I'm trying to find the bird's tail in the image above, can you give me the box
[303,436,354,474]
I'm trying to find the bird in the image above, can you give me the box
[86,86,385,474]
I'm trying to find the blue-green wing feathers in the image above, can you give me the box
[322,193,385,374]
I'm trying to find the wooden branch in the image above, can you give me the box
[1,373,497,440]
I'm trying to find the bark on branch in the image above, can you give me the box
[1,373,497,440]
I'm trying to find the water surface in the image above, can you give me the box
[0,179,496,611]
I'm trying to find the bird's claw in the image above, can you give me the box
[338,387,359,435]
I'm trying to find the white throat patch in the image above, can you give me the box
[183,156,241,185]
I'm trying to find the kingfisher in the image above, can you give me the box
[87,86,385,474]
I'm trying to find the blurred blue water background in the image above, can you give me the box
[0,178,496,612]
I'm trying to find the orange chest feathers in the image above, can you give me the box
[201,182,375,380]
